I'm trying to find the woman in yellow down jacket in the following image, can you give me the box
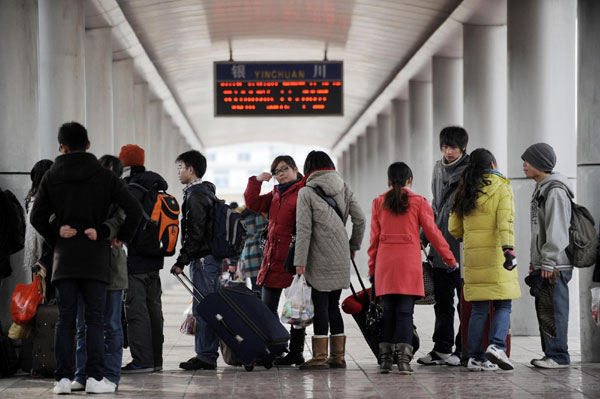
[449,148,521,372]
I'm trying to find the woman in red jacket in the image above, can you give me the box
[368,162,457,374]
[244,155,305,366]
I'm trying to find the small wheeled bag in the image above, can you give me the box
[175,272,289,371]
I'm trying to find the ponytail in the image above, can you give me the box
[382,162,413,215]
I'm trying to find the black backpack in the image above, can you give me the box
[0,189,25,255]
[196,187,246,259]
[538,182,598,268]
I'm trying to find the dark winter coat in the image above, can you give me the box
[244,176,302,289]
[428,153,469,268]
[175,181,216,267]
[30,152,143,284]
[126,170,169,274]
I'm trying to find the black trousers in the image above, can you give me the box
[311,288,343,336]
[124,271,164,368]
[432,267,462,354]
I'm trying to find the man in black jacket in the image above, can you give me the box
[118,144,168,373]
[170,150,220,370]
[31,122,142,394]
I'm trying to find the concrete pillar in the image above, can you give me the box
[463,24,507,172]
[377,112,392,192]
[392,99,410,163]
[409,80,433,200]
[159,112,172,178]
[112,59,136,154]
[0,0,39,332]
[432,56,463,161]
[366,126,380,197]
[507,0,577,336]
[349,143,359,198]
[85,28,113,157]
[356,134,369,275]
[39,0,86,159]
[577,0,600,361]
[147,100,162,172]
[134,83,150,156]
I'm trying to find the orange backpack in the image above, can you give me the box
[129,183,180,257]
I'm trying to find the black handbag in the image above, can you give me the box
[365,281,383,337]
[415,246,436,305]
[283,223,297,275]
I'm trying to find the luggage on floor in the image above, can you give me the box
[31,303,58,377]
[0,323,19,378]
[174,272,289,371]
[459,284,511,364]
[342,259,420,362]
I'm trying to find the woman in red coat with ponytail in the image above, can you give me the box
[368,162,457,374]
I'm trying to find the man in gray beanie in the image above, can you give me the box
[522,142,573,369]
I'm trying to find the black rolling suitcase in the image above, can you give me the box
[175,272,289,371]
[31,304,58,377]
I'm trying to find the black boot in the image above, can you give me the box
[275,328,305,366]
[378,342,394,374]
[395,343,414,374]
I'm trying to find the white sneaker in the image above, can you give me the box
[467,358,499,371]
[485,344,514,370]
[445,353,461,366]
[531,357,569,369]
[417,351,450,365]
[53,378,72,395]
[70,380,85,391]
[85,377,116,394]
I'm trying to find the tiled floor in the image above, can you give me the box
[1,279,599,398]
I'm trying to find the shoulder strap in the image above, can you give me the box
[309,186,343,221]
[537,181,573,207]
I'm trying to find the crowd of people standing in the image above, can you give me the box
[0,120,579,394]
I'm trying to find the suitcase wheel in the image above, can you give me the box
[244,364,254,372]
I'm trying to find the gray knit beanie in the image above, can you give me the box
[521,143,556,173]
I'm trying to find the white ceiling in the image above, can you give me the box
[101,0,504,150]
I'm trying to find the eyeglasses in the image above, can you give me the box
[273,165,291,176]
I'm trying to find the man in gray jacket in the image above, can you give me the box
[523,142,572,369]
[418,127,469,367]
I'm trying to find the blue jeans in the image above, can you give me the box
[539,269,572,365]
[75,290,124,385]
[380,294,415,344]
[54,279,107,381]
[191,256,221,365]
[467,300,512,361]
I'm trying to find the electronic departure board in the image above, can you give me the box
[214,61,343,116]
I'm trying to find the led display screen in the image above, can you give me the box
[214,61,343,116]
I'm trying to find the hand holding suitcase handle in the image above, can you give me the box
[173,272,245,344]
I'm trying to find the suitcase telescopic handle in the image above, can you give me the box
[215,314,244,343]
[173,272,206,301]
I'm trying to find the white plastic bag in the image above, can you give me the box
[281,275,314,327]
[591,287,600,328]
[180,302,195,335]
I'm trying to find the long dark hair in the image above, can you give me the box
[451,148,497,218]
[383,162,413,215]
[26,159,53,211]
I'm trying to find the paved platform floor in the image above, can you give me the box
[1,281,599,398]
